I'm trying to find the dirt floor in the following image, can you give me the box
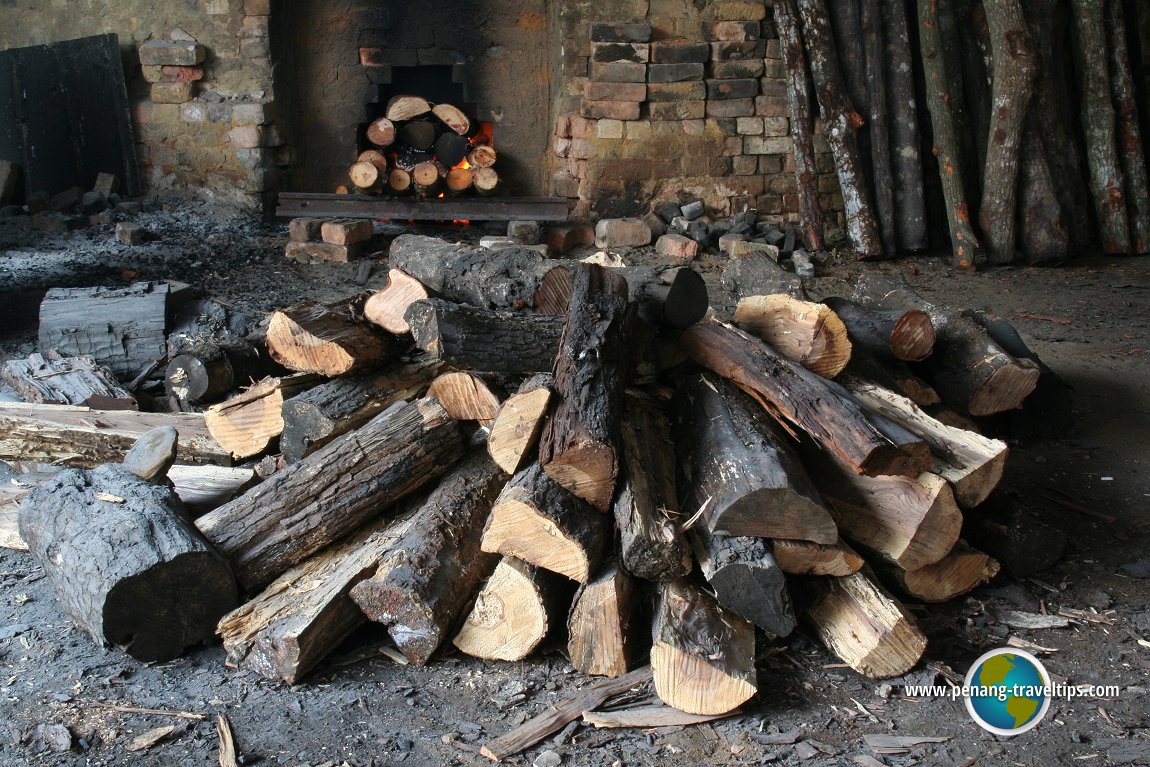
[0,195,1148,767]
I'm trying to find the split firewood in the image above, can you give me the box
[363,269,434,335]
[651,578,756,715]
[803,447,962,570]
[426,371,503,425]
[689,525,796,638]
[366,116,396,148]
[204,373,323,460]
[853,274,1039,416]
[196,398,464,593]
[473,166,500,196]
[385,94,432,121]
[844,378,1008,508]
[733,294,852,379]
[349,451,506,665]
[821,297,935,362]
[842,344,941,407]
[279,355,441,463]
[405,298,564,374]
[772,538,864,576]
[20,463,237,662]
[217,509,417,683]
[539,264,635,510]
[674,373,835,542]
[266,301,393,377]
[0,401,231,467]
[167,464,257,515]
[431,102,471,135]
[1,352,134,407]
[480,463,608,583]
[468,143,497,168]
[166,340,269,406]
[679,318,928,477]
[614,393,691,581]
[567,559,637,677]
[880,541,1000,603]
[804,570,927,678]
[452,556,565,662]
[487,374,554,475]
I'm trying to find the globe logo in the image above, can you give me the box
[964,648,1051,736]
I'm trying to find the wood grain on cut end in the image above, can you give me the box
[488,385,553,475]
[897,542,1001,603]
[452,556,551,662]
[426,371,502,425]
[568,560,635,677]
[266,302,389,377]
[967,359,1041,416]
[772,537,864,577]
[890,309,936,361]
[364,269,432,335]
[734,294,853,379]
[542,442,618,513]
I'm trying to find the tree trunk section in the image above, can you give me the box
[1018,119,1071,265]
[204,373,323,460]
[881,541,1000,602]
[861,0,897,255]
[651,579,757,715]
[349,451,506,665]
[426,371,504,425]
[690,525,796,638]
[798,0,884,258]
[821,297,935,362]
[487,374,554,475]
[195,398,463,593]
[882,0,928,251]
[1109,0,1150,253]
[452,556,565,662]
[733,294,853,379]
[567,559,637,677]
[405,298,564,374]
[673,373,836,542]
[773,0,825,251]
[19,464,237,662]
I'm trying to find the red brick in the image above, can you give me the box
[590,60,647,83]
[581,100,640,120]
[647,82,706,102]
[585,81,646,102]
[321,218,374,245]
[656,233,698,263]
[650,40,710,64]
[161,65,204,81]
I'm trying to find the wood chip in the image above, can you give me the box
[96,492,126,503]
[994,609,1072,630]
[1007,635,1059,654]
[216,713,239,767]
[864,734,950,754]
[91,702,206,720]
[582,705,736,729]
[127,724,181,752]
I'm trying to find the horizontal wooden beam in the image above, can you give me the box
[275,193,569,222]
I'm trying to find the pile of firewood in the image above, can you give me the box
[344,95,499,198]
[9,233,1074,757]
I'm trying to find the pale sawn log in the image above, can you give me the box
[266,301,393,377]
[452,555,564,662]
[772,537,865,577]
[204,373,323,460]
[733,294,852,379]
[881,541,1000,603]
[567,559,637,677]
[487,373,553,475]
[426,370,503,425]
[363,269,434,335]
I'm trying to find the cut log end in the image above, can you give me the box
[542,443,618,513]
[482,497,594,583]
[890,309,936,362]
[967,360,1041,416]
[773,538,865,577]
[733,295,853,379]
[487,387,553,475]
[426,371,502,425]
[898,543,1001,603]
[363,269,432,335]
[452,557,551,662]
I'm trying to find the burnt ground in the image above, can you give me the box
[0,195,1148,767]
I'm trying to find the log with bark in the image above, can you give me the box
[772,537,865,577]
[473,167,500,196]
[279,355,441,464]
[20,463,237,661]
[860,0,897,256]
[388,168,413,194]
[535,264,708,330]
[614,393,692,582]
[804,570,927,678]
[266,301,393,377]
[539,264,635,510]
[366,116,396,148]
[882,0,927,251]
[217,509,417,683]
[166,340,270,407]
[204,373,323,460]
[732,294,852,379]
[651,578,757,715]
[673,373,836,542]
[1108,0,1150,253]
[480,463,609,583]
[567,559,637,677]
[412,160,442,197]
[679,318,929,477]
[426,371,503,424]
[452,555,566,662]
[719,245,805,302]
[487,374,553,475]
[689,525,796,638]
[1018,115,1070,265]
[445,167,474,195]
[196,397,464,593]
[880,541,1000,602]
[405,298,564,374]
[1,352,134,407]
[363,269,434,335]
[468,144,497,168]
[821,297,935,363]
[349,451,506,665]
[349,160,385,194]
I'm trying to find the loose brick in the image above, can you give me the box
[655,233,698,263]
[581,100,640,120]
[706,78,760,99]
[141,66,165,83]
[707,21,760,41]
[710,59,764,79]
[284,241,364,263]
[590,60,647,83]
[288,217,324,242]
[592,42,649,63]
[706,98,756,117]
[138,40,205,66]
[646,82,706,102]
[650,101,707,120]
[650,40,710,64]
[595,217,652,248]
[151,81,194,104]
[49,186,84,212]
[643,212,667,238]
[597,119,625,139]
[321,218,374,245]
[161,65,204,81]
[116,222,151,245]
[730,240,781,260]
[585,81,646,102]
[506,220,541,245]
[719,232,750,255]
[711,40,766,60]
[648,63,705,83]
[590,22,652,43]
[92,172,117,200]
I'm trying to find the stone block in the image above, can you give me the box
[590,60,647,83]
[284,241,364,263]
[707,21,760,41]
[625,121,652,141]
[706,78,760,99]
[508,220,541,245]
[756,96,789,117]
[710,59,764,79]
[232,103,267,125]
[138,40,205,66]
[733,154,760,175]
[656,233,698,263]
[116,222,151,245]
[760,78,787,98]
[585,81,646,102]
[208,103,233,123]
[646,81,706,102]
[709,1,768,20]
[706,98,756,117]
[766,39,782,59]
[650,40,710,64]
[765,59,786,79]
[595,217,652,248]
[597,119,625,139]
[592,42,649,63]
[550,172,581,198]
[648,63,704,83]
[590,22,652,42]
[581,100,640,120]
[241,15,269,37]
[744,135,794,154]
[649,101,706,120]
[151,81,194,104]
[242,36,271,59]
[718,231,749,254]
[79,190,107,214]
[643,212,667,238]
[235,148,266,170]
[321,218,373,245]
[141,66,165,83]
[730,239,780,260]
[228,125,264,149]
[288,217,324,242]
